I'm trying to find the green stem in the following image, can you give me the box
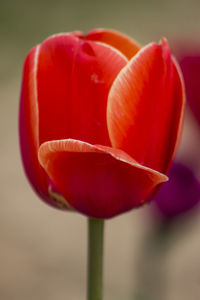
[87,218,104,300]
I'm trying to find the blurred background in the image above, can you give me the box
[1,0,200,299]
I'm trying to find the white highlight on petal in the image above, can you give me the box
[32,44,40,148]
[38,139,168,183]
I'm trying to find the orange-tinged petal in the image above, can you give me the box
[38,139,167,219]
[107,39,185,174]
[86,28,141,59]
[37,34,128,146]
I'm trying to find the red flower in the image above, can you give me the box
[19,29,184,218]
[178,46,200,127]
[152,162,200,220]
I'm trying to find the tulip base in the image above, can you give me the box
[87,218,104,300]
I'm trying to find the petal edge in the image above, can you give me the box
[38,139,168,218]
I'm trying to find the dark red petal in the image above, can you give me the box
[107,39,185,174]
[19,45,56,205]
[38,139,167,219]
[37,34,128,147]
[86,28,141,59]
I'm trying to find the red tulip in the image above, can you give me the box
[178,46,200,127]
[152,162,200,220]
[19,29,185,218]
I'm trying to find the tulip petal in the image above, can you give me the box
[19,45,54,203]
[37,34,128,146]
[38,139,168,219]
[20,46,68,208]
[86,28,141,59]
[20,34,128,207]
[107,39,185,174]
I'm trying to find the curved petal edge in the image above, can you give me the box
[38,139,168,219]
[86,28,141,59]
[107,39,185,174]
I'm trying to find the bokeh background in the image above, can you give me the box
[1,0,200,299]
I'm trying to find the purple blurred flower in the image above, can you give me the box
[178,47,200,126]
[152,162,200,220]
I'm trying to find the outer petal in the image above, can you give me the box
[37,34,128,146]
[19,34,127,207]
[19,46,55,205]
[86,28,141,59]
[107,39,185,174]
[38,139,168,219]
